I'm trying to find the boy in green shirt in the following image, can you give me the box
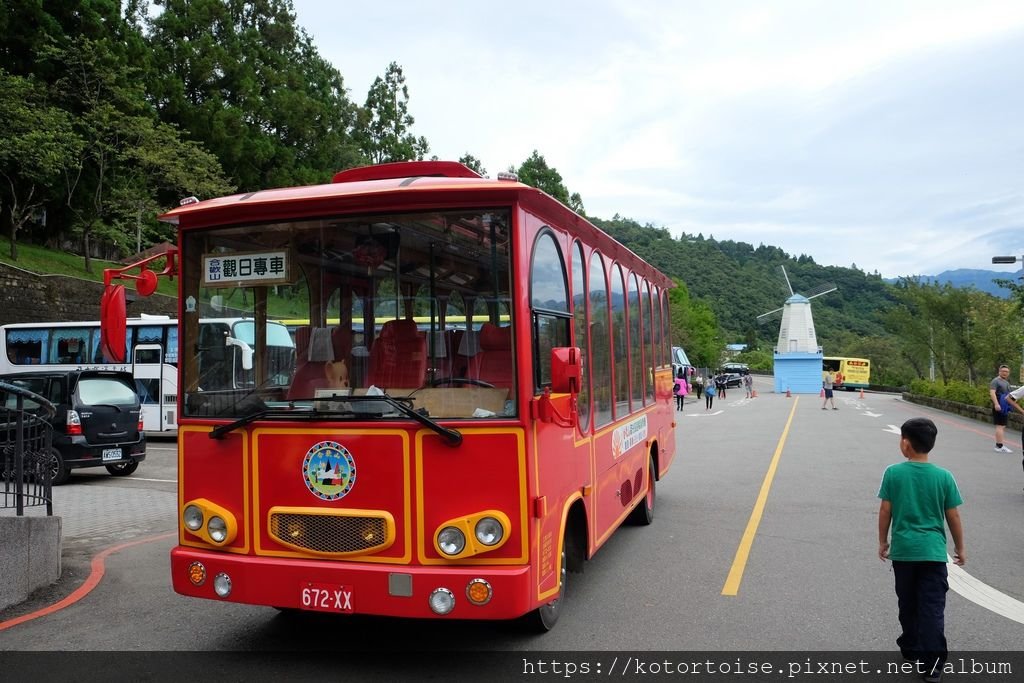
[878,417,965,683]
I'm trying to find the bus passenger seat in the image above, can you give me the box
[287,327,333,399]
[367,319,427,388]
[455,329,480,377]
[473,323,513,390]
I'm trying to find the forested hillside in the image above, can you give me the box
[593,216,897,349]
[3,1,1021,388]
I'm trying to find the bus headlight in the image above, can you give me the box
[429,588,455,615]
[474,516,504,546]
[183,504,204,531]
[434,510,511,558]
[213,572,232,598]
[437,527,466,556]
[208,516,229,544]
[181,498,238,546]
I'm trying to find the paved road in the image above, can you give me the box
[2,378,1022,662]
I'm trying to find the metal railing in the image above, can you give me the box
[0,381,55,516]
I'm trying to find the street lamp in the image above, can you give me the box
[992,255,1024,382]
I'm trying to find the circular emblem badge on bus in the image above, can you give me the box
[302,441,356,501]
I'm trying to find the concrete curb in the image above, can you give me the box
[0,516,62,611]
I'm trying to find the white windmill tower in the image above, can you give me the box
[757,266,836,394]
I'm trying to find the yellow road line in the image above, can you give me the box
[721,396,799,596]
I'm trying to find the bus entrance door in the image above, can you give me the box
[133,343,166,432]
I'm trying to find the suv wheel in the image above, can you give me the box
[48,448,70,486]
[105,460,139,476]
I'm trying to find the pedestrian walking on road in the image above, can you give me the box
[704,380,715,410]
[998,383,1024,492]
[743,373,754,399]
[822,370,838,410]
[692,373,704,401]
[715,372,727,399]
[673,367,688,412]
[877,417,965,683]
[989,365,1013,452]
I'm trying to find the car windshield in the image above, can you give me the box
[179,208,515,421]
[77,377,137,406]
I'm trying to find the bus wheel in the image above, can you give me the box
[48,448,70,486]
[522,528,575,632]
[105,460,139,476]
[628,455,656,526]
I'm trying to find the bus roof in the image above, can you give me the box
[158,161,674,289]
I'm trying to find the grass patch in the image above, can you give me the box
[0,238,177,296]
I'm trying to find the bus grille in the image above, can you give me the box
[268,510,393,556]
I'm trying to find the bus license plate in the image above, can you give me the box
[101,448,122,462]
[300,583,353,613]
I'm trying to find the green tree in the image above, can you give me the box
[515,151,586,214]
[146,0,361,191]
[458,153,487,177]
[357,62,430,164]
[47,36,232,271]
[668,279,721,369]
[0,71,82,259]
[111,118,235,251]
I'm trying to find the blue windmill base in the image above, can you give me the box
[773,352,823,394]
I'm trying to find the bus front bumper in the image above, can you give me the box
[171,545,537,620]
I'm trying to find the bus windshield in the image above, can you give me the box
[180,209,514,420]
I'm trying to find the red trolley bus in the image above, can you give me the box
[101,160,677,630]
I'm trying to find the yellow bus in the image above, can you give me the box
[823,357,870,390]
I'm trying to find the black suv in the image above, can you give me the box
[722,362,750,376]
[0,370,146,485]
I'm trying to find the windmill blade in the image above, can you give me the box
[780,265,794,296]
[805,284,837,299]
[757,306,784,323]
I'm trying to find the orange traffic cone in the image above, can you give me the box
[751,389,758,398]
[786,387,792,398]
[859,388,865,399]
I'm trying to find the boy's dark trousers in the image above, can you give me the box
[893,561,948,675]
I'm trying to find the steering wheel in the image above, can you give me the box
[429,376,495,388]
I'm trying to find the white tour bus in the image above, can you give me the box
[0,315,296,433]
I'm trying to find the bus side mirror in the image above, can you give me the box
[226,336,254,370]
[550,346,581,394]
[100,284,127,363]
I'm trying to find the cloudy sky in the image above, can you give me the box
[291,0,1024,279]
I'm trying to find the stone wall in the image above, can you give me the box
[0,263,176,326]
[901,392,1023,431]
